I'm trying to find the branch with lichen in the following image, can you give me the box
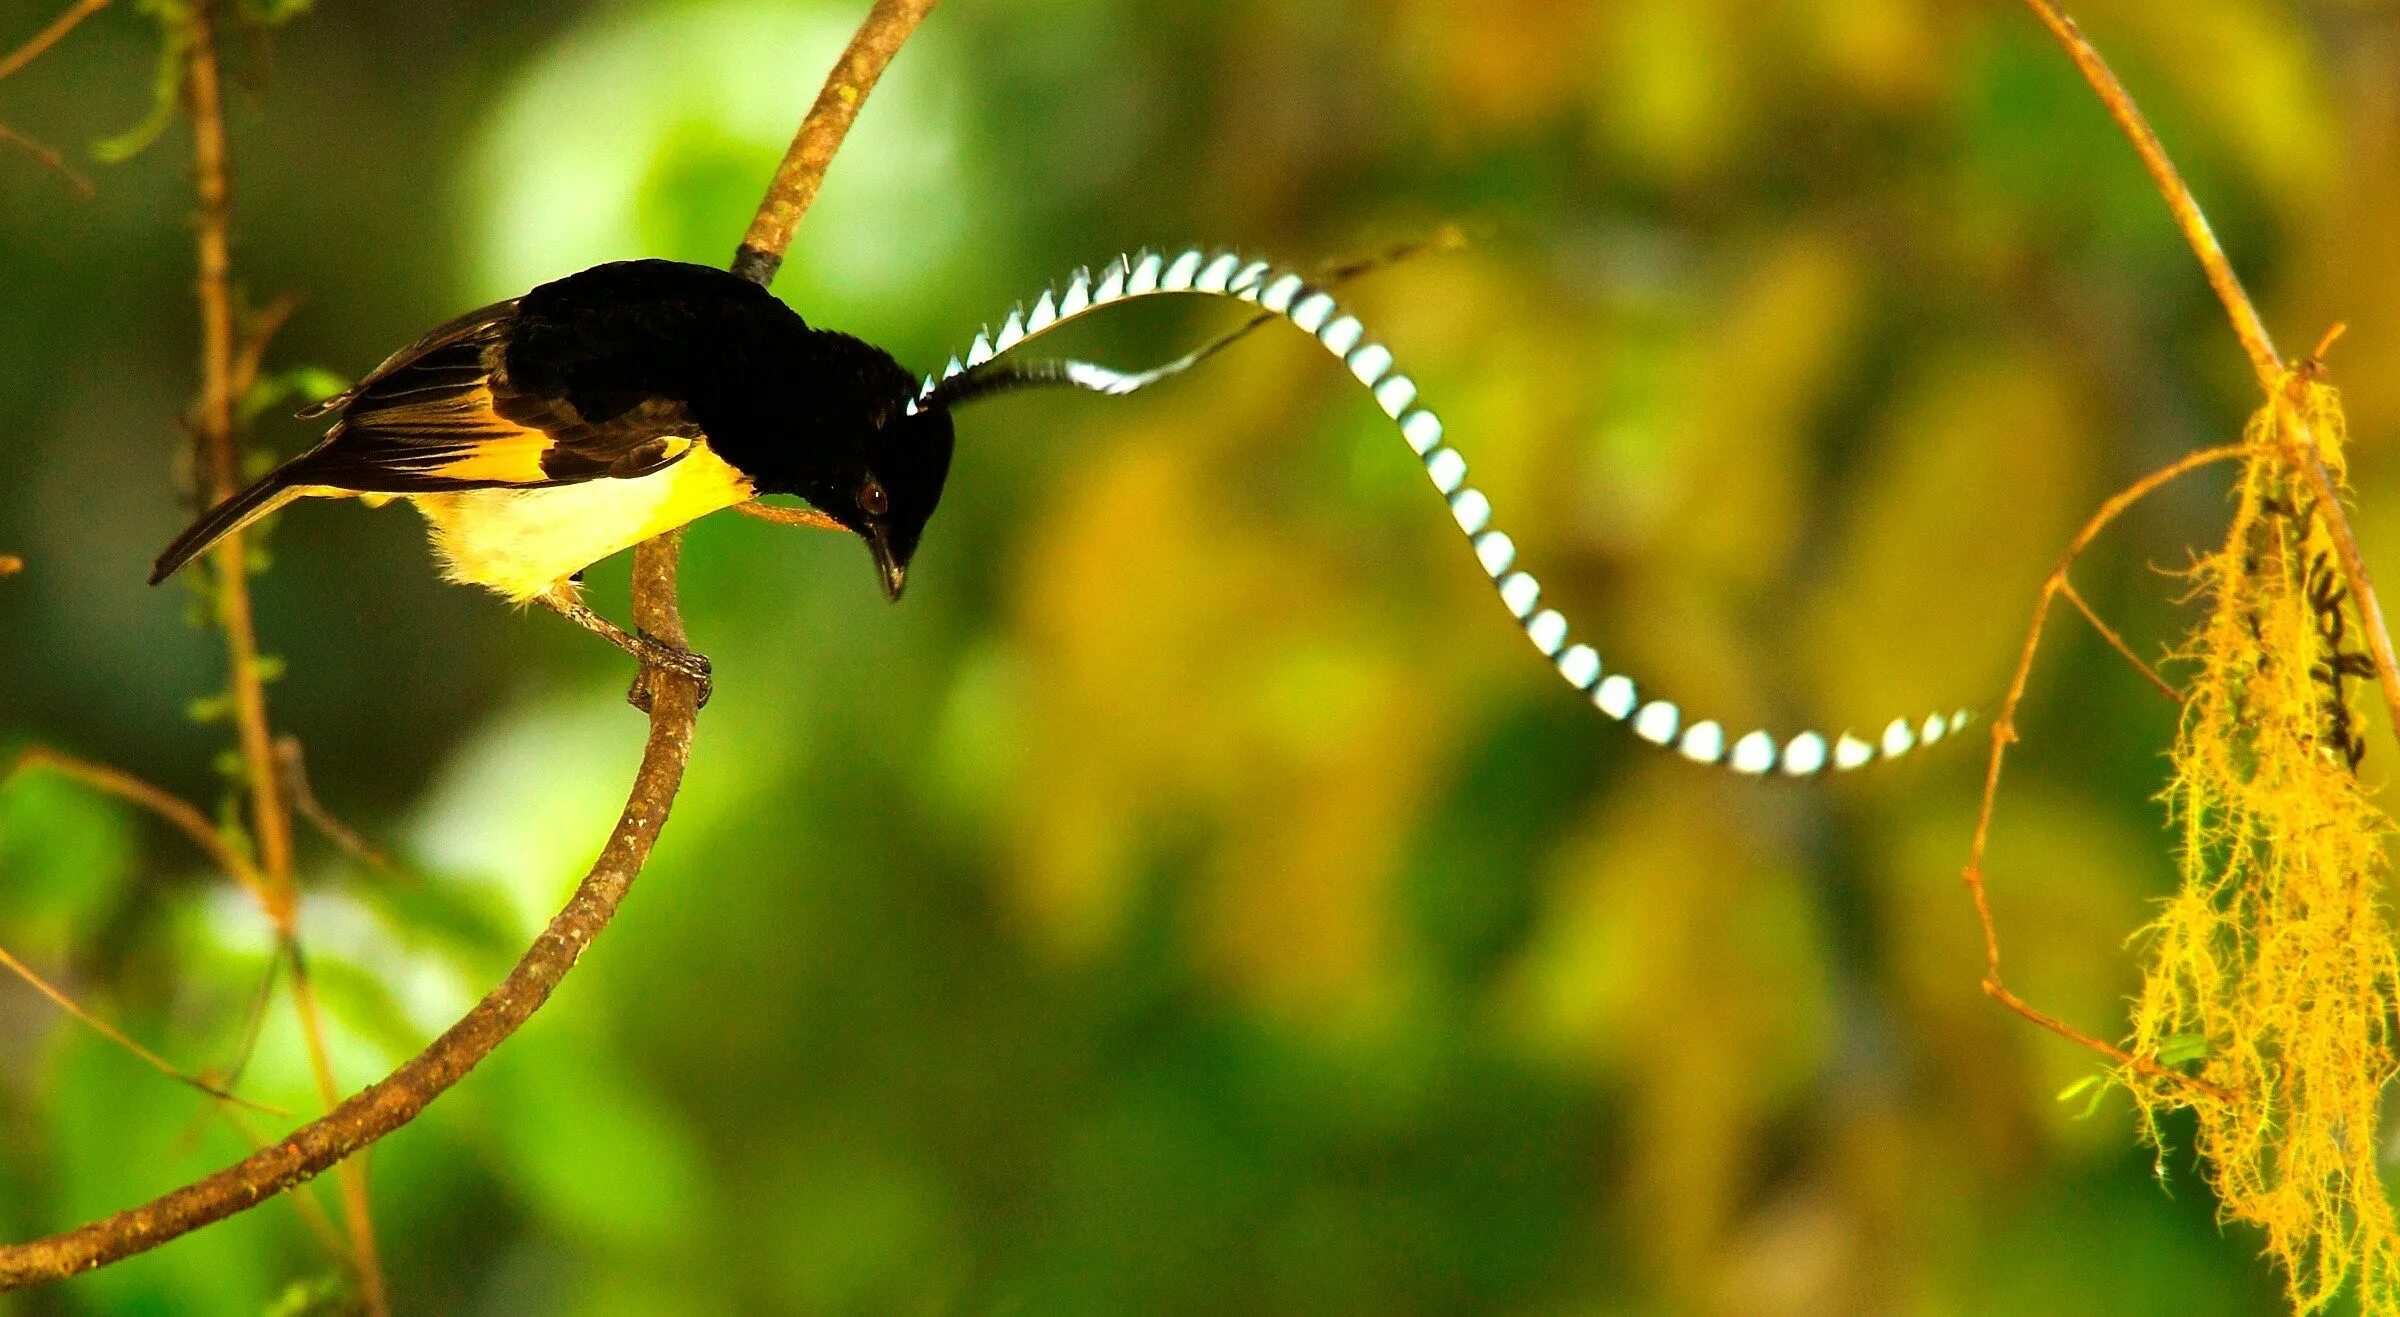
[0,0,939,1291]
[1967,3,2400,1310]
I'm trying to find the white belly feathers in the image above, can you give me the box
[409,442,755,602]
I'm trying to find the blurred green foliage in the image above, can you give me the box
[4,0,2396,1310]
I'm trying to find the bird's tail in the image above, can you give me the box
[917,247,1972,778]
[149,458,316,585]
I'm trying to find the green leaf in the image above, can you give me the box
[2056,1073,2113,1120]
[262,1272,351,1316]
[186,693,233,725]
[2156,1033,2212,1067]
[237,0,314,27]
[237,366,351,428]
[91,2,195,166]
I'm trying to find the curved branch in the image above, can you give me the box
[1961,443,2249,1103]
[0,0,937,1287]
[0,645,700,1286]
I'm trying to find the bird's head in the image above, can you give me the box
[725,331,954,602]
[834,397,954,602]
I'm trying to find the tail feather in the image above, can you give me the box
[150,467,309,585]
[920,247,1975,778]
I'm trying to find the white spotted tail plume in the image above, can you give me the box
[919,247,1970,776]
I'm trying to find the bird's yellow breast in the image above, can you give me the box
[409,442,756,602]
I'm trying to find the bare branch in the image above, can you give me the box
[2014,0,2276,381]
[182,3,383,1299]
[276,737,397,877]
[9,747,271,909]
[0,0,112,85]
[187,0,298,922]
[734,500,845,532]
[0,121,93,197]
[2057,576,2179,704]
[0,940,283,1115]
[231,292,306,406]
[1962,442,2248,1100]
[0,657,702,1288]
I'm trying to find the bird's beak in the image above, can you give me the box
[869,528,908,602]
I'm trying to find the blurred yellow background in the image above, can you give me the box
[4,0,2394,1310]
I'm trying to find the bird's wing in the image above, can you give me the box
[292,300,702,493]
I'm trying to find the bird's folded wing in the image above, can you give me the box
[294,303,700,493]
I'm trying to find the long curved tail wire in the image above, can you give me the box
[918,247,1969,776]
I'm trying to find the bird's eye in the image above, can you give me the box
[861,481,890,516]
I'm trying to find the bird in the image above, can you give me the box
[151,258,958,704]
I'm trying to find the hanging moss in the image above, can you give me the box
[2131,373,2400,1314]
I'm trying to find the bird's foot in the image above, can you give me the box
[626,631,713,712]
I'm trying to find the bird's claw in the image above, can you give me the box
[626,631,713,712]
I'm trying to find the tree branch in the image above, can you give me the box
[276,737,397,876]
[0,0,936,1288]
[730,0,938,286]
[2013,0,2276,382]
[0,665,699,1287]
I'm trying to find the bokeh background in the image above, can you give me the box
[4,0,2399,1310]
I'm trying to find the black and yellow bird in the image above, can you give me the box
[152,259,956,699]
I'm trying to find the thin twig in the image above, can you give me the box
[1963,443,2248,1101]
[187,0,297,924]
[2014,0,2276,381]
[730,0,938,286]
[182,5,382,1305]
[0,0,112,85]
[230,292,304,406]
[0,941,282,1115]
[215,949,279,1093]
[0,121,93,197]
[275,737,395,876]
[734,500,845,532]
[2057,576,2180,703]
[0,0,935,1284]
[8,747,271,909]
